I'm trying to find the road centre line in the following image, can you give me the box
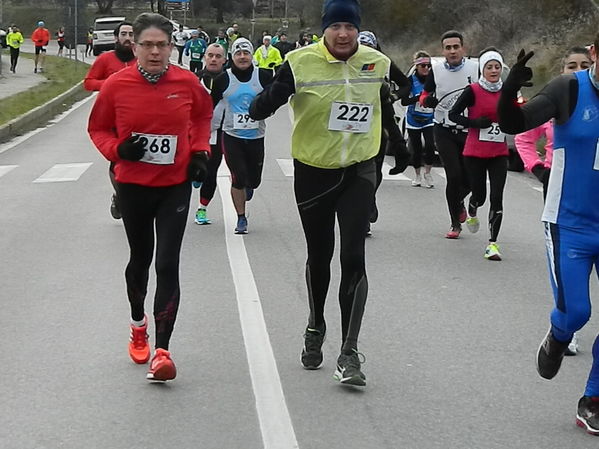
[217,173,299,449]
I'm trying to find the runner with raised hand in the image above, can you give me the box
[497,36,599,435]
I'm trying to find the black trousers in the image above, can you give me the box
[408,127,435,168]
[294,158,376,351]
[199,131,224,205]
[434,125,470,227]
[9,46,19,71]
[118,181,191,350]
[464,155,508,242]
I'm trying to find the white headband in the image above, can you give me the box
[479,51,503,72]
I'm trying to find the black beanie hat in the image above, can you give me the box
[321,0,361,32]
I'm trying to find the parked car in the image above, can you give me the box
[92,16,126,56]
[391,56,524,171]
[0,28,7,48]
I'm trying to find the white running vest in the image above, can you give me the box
[431,59,479,128]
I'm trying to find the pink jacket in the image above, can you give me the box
[514,121,553,171]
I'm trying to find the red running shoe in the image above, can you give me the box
[445,226,461,239]
[459,203,467,223]
[128,316,150,364]
[146,348,177,382]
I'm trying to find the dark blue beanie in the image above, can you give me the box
[321,0,361,31]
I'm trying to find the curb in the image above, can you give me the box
[0,81,91,143]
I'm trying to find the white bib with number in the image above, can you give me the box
[479,123,505,143]
[191,52,202,59]
[328,102,373,133]
[135,133,178,165]
[233,113,259,130]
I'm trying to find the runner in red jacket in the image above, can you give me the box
[84,21,136,91]
[84,21,137,219]
[31,21,50,73]
[88,13,213,383]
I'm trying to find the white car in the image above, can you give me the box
[92,16,126,56]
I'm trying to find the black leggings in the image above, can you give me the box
[118,181,191,350]
[294,158,376,352]
[408,127,435,168]
[464,156,508,242]
[189,60,202,74]
[9,46,19,70]
[434,125,470,227]
[200,131,223,206]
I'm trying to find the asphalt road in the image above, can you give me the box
[0,93,598,449]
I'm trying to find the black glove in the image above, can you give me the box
[117,135,146,161]
[503,49,534,96]
[388,138,410,175]
[470,117,493,129]
[532,164,550,190]
[188,151,209,183]
[423,95,439,108]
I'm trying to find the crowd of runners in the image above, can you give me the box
[81,0,599,436]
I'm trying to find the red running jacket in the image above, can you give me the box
[88,64,213,187]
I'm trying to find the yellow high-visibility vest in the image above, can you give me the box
[286,39,390,168]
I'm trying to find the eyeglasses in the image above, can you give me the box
[417,63,431,68]
[136,41,171,50]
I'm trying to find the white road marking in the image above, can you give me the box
[217,174,299,449]
[0,93,96,156]
[33,162,92,183]
[276,158,294,177]
[433,167,446,179]
[0,165,18,178]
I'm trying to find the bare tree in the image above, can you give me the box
[95,0,115,14]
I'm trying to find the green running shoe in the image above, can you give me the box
[194,208,211,225]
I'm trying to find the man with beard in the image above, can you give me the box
[84,21,137,220]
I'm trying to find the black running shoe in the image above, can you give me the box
[536,328,569,380]
[110,194,122,220]
[577,396,599,435]
[301,324,326,369]
[334,349,366,386]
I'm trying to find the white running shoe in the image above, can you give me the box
[466,216,480,233]
[423,173,434,188]
[411,173,422,187]
[566,333,579,355]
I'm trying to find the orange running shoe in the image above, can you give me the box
[128,317,150,364]
[146,348,177,382]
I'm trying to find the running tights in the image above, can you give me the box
[434,126,470,227]
[294,158,376,352]
[463,156,507,242]
[408,127,435,168]
[118,181,191,350]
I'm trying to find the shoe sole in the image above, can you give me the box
[334,370,366,386]
[194,220,212,225]
[536,328,562,380]
[146,365,176,382]
[576,417,599,435]
[235,230,248,234]
[485,254,501,261]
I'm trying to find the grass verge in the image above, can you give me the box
[0,53,88,126]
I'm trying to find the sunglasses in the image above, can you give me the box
[417,63,431,68]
